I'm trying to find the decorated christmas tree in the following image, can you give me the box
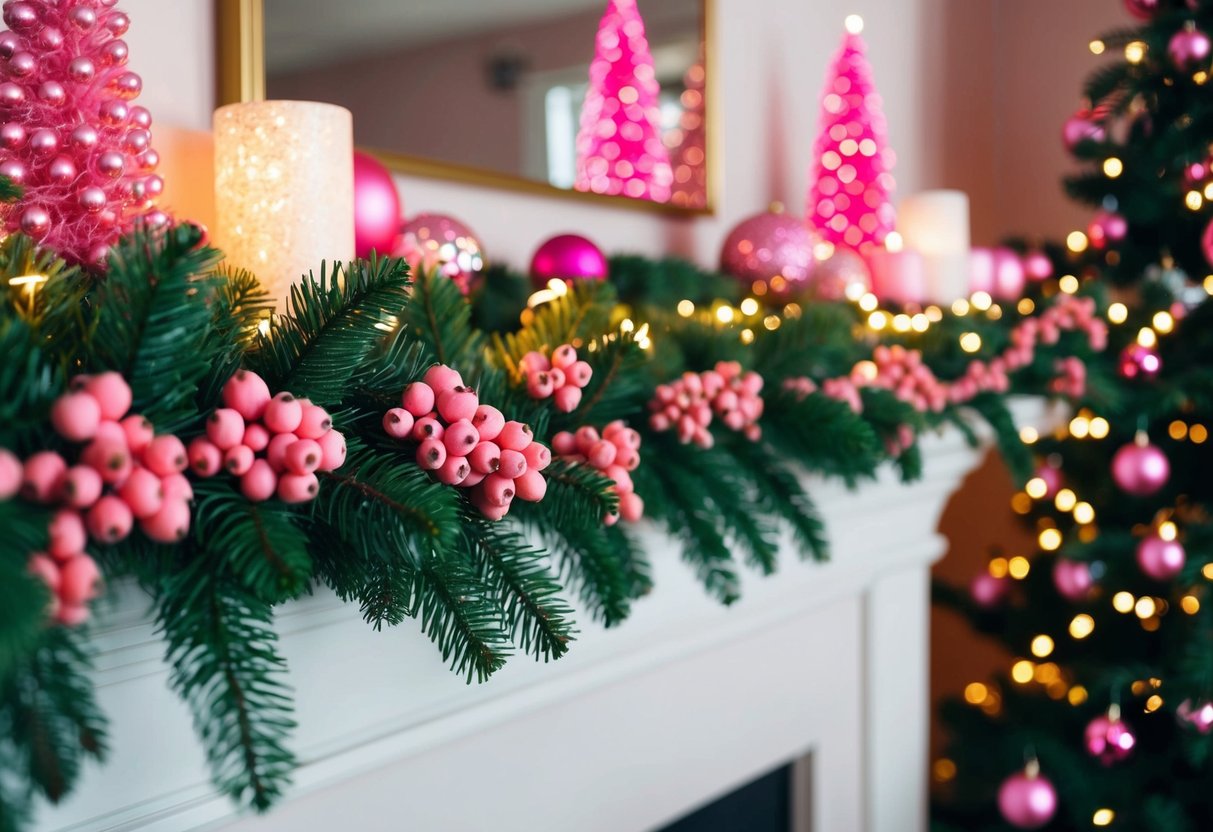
[574,0,674,203]
[805,16,897,257]
[932,1,1213,828]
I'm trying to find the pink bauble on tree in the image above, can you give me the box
[0,0,165,268]
[353,151,400,259]
[1124,0,1161,18]
[1202,214,1213,267]
[997,764,1057,829]
[1052,558,1094,601]
[719,209,815,297]
[1111,432,1169,496]
[394,213,486,295]
[529,233,608,287]
[1062,112,1106,152]
[1169,23,1212,70]
[574,0,673,202]
[1084,705,1136,765]
[805,17,897,257]
[1137,531,1185,580]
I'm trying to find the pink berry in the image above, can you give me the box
[527,371,555,399]
[120,415,154,453]
[83,372,132,421]
[616,447,640,471]
[86,495,133,543]
[574,427,600,452]
[28,552,60,593]
[0,448,22,499]
[401,381,436,417]
[481,473,516,507]
[606,465,633,493]
[283,439,322,475]
[417,438,447,471]
[140,498,191,543]
[513,468,547,502]
[60,465,103,508]
[619,491,644,523]
[443,419,480,455]
[412,415,444,441]
[143,435,187,477]
[498,449,527,479]
[224,444,255,476]
[205,408,245,450]
[221,369,272,421]
[437,387,479,423]
[520,351,550,373]
[548,367,567,389]
[471,405,505,442]
[94,420,127,445]
[587,440,617,469]
[242,422,271,453]
[473,490,510,521]
[468,441,501,474]
[316,429,347,472]
[240,459,278,502]
[277,472,319,504]
[522,442,551,472]
[56,603,89,627]
[188,437,222,477]
[568,361,593,389]
[497,421,533,452]
[435,455,471,485]
[741,372,764,396]
[553,386,582,413]
[423,364,463,396]
[162,473,193,502]
[266,433,298,473]
[58,554,101,605]
[552,344,577,369]
[51,391,102,441]
[118,466,164,519]
[23,451,67,502]
[48,509,87,559]
[617,428,642,450]
[383,408,415,439]
[264,392,304,434]
[551,431,576,456]
[296,404,332,440]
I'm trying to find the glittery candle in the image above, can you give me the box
[213,101,354,308]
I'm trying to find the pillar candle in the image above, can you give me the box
[213,101,354,309]
[869,248,926,305]
[897,190,971,303]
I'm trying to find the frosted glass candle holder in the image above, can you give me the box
[898,190,971,303]
[213,101,354,308]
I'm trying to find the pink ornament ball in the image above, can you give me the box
[997,771,1057,829]
[1023,250,1053,281]
[530,233,608,288]
[1178,699,1213,733]
[1119,343,1162,380]
[812,247,870,301]
[991,247,1026,301]
[1202,215,1213,268]
[1087,211,1128,249]
[1136,532,1185,580]
[1169,26,1212,70]
[1084,711,1136,765]
[395,213,486,295]
[1112,440,1169,496]
[1034,464,1063,499]
[1062,114,1106,151]
[969,572,1009,609]
[1124,0,1160,18]
[353,151,401,259]
[719,211,815,297]
[1052,558,1094,601]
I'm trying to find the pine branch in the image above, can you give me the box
[0,501,55,683]
[0,318,62,447]
[416,552,512,683]
[732,440,830,562]
[398,267,482,370]
[196,267,275,409]
[763,390,882,486]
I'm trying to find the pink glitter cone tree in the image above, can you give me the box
[805,17,896,257]
[0,0,165,268]
[666,52,706,209]
[574,0,673,203]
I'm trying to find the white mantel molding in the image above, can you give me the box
[34,398,1052,832]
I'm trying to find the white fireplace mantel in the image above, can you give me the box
[34,399,1047,832]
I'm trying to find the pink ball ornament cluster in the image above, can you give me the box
[1084,707,1136,766]
[552,421,642,526]
[649,361,764,448]
[1052,558,1094,602]
[189,370,346,503]
[0,0,166,267]
[384,365,550,520]
[1087,210,1128,250]
[520,344,592,413]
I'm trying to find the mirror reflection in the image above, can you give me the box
[264,0,708,208]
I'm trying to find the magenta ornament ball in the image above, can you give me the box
[1202,215,1213,267]
[1035,464,1063,499]
[529,233,608,287]
[1112,441,1170,496]
[1023,250,1053,282]
[353,151,401,259]
[1178,699,1213,733]
[1062,114,1106,151]
[970,572,1009,609]
[1052,558,1094,602]
[1136,533,1185,580]
[997,772,1057,829]
[992,247,1026,300]
[1084,712,1136,765]
[1169,27,1212,70]
[1087,211,1128,249]
[1118,343,1162,380]
[719,210,815,296]
[396,213,486,295]
[1124,0,1160,17]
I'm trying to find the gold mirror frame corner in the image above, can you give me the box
[214,0,718,217]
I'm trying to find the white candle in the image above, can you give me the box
[213,101,355,309]
[897,190,971,303]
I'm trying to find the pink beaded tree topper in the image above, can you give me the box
[805,17,896,257]
[0,0,165,268]
[574,0,673,203]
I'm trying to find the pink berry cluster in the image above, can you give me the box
[782,377,865,414]
[1050,357,1087,398]
[648,361,764,448]
[520,344,592,413]
[188,370,347,504]
[0,0,167,268]
[383,364,550,520]
[551,421,643,525]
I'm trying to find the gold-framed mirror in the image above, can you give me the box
[215,0,715,216]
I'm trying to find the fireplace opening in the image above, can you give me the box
[654,760,805,832]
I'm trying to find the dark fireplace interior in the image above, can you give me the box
[655,763,794,832]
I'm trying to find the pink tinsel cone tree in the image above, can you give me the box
[575,0,673,203]
[666,52,707,209]
[805,19,896,257]
[0,0,166,269]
